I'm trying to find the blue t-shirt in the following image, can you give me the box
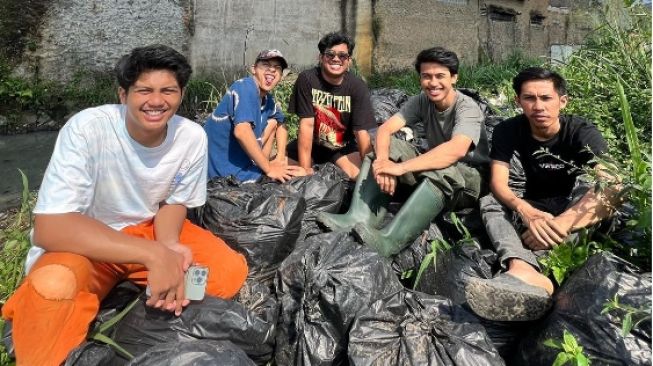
[204,76,284,181]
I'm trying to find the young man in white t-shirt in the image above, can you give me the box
[2,44,248,365]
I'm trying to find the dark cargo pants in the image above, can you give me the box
[387,137,485,211]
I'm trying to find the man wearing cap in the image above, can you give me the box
[287,32,376,180]
[204,49,305,182]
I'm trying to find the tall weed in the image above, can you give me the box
[557,3,651,158]
[0,170,34,365]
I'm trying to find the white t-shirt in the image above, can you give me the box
[26,104,208,272]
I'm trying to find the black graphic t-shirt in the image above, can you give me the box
[491,115,608,199]
[288,67,375,150]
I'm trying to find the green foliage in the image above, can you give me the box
[412,238,452,290]
[544,330,591,366]
[0,170,34,364]
[0,62,119,133]
[582,78,652,269]
[367,70,421,95]
[601,294,652,336]
[538,229,603,286]
[177,79,227,122]
[457,51,542,99]
[88,296,140,360]
[412,213,469,289]
[272,77,299,140]
[557,3,651,158]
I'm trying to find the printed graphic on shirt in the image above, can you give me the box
[168,159,191,197]
[210,89,239,123]
[532,147,580,175]
[311,89,352,113]
[311,89,351,150]
[313,104,346,150]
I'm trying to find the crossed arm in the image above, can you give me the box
[372,115,472,195]
[489,160,620,250]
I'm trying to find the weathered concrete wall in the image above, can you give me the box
[372,0,601,72]
[13,0,609,82]
[26,0,189,81]
[373,0,480,71]
[189,0,345,77]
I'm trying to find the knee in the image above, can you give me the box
[210,253,248,299]
[29,264,78,300]
[479,194,504,214]
[223,254,248,298]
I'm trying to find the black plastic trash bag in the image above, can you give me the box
[65,282,143,365]
[284,163,349,220]
[127,340,255,366]
[370,88,409,125]
[65,341,117,366]
[109,292,277,365]
[411,239,495,301]
[348,289,505,366]
[194,176,305,278]
[394,237,529,360]
[275,232,404,366]
[390,222,446,290]
[458,88,495,118]
[513,252,652,365]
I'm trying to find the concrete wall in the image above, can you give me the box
[373,0,480,71]
[27,0,189,80]
[189,0,343,77]
[16,0,607,82]
[372,0,601,73]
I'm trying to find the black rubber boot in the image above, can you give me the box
[316,157,390,232]
[353,180,445,257]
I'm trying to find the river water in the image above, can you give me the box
[0,131,59,211]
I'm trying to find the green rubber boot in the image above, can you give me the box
[317,157,390,232]
[353,180,445,257]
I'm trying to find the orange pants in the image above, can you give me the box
[2,219,248,366]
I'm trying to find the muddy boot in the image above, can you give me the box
[317,157,390,232]
[353,180,445,257]
[464,273,553,321]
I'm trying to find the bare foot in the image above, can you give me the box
[506,259,554,295]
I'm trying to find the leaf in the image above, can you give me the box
[622,313,633,336]
[413,250,434,290]
[91,333,134,360]
[616,79,641,171]
[553,352,572,366]
[563,330,579,349]
[553,266,566,286]
[543,338,561,349]
[576,352,590,366]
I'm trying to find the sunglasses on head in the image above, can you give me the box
[323,50,350,61]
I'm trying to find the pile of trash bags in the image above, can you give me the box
[24,88,645,365]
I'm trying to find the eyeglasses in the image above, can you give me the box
[257,62,283,73]
[323,50,350,61]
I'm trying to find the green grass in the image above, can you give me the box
[0,170,34,365]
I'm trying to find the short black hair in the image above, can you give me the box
[318,32,355,55]
[512,67,567,96]
[115,44,192,91]
[414,47,459,75]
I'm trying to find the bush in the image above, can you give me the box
[557,3,652,159]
